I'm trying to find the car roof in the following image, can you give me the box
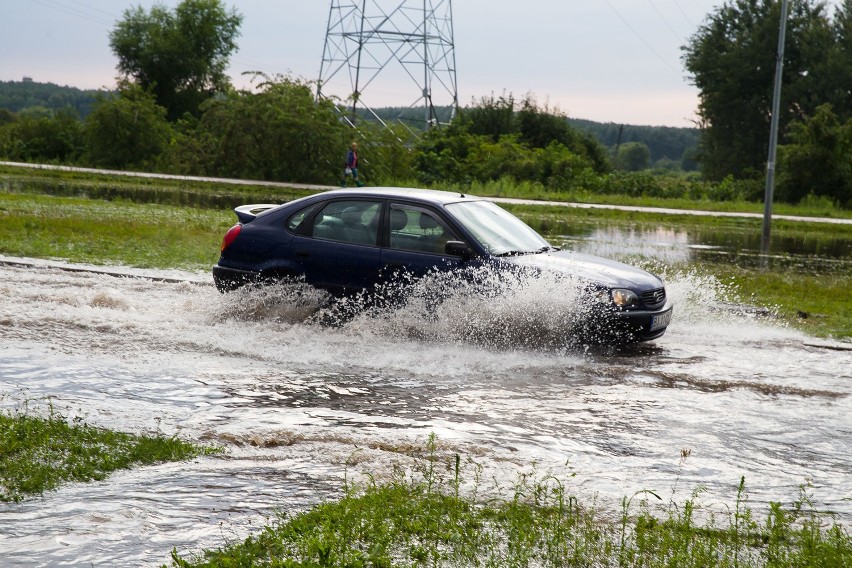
[316,187,479,206]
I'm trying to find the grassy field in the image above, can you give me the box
[0,191,230,269]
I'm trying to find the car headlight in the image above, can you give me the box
[611,288,639,308]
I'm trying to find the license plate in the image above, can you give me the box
[650,309,673,331]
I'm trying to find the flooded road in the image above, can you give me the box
[1,258,850,567]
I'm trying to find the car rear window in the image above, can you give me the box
[311,200,381,246]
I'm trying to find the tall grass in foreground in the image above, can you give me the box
[0,405,217,502]
[170,436,851,567]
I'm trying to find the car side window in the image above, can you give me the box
[311,200,381,246]
[388,205,458,254]
[286,203,320,232]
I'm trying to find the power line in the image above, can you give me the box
[647,0,685,43]
[58,0,117,19]
[601,0,683,77]
[26,0,115,26]
[670,0,696,29]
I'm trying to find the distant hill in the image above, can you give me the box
[567,118,699,163]
[368,106,699,165]
[0,79,107,118]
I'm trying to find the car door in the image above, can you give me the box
[291,199,383,295]
[379,203,468,285]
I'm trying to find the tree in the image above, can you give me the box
[413,121,600,190]
[778,104,852,205]
[352,124,417,185]
[567,119,700,166]
[460,93,518,141]
[826,0,852,121]
[109,0,242,120]
[0,109,15,126]
[0,108,84,163]
[454,94,611,176]
[172,75,348,183]
[615,142,651,172]
[84,83,172,169]
[682,0,836,181]
[413,119,477,186]
[516,96,611,174]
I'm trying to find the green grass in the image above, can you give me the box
[0,192,231,269]
[0,406,218,502]
[169,437,851,567]
[0,164,318,206]
[3,162,851,219]
[717,267,852,339]
[430,177,852,219]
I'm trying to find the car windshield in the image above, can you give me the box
[445,200,553,256]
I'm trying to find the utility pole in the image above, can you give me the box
[612,123,625,162]
[761,0,790,257]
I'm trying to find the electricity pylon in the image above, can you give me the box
[317,0,458,130]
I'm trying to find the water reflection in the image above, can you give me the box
[567,226,692,264]
[545,225,852,272]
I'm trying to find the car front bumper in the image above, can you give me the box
[608,300,674,341]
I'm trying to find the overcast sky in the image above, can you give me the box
[0,0,792,127]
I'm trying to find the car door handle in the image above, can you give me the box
[295,251,310,258]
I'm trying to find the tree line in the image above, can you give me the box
[568,119,700,170]
[0,78,710,197]
[0,0,849,207]
[0,81,698,175]
[0,80,104,120]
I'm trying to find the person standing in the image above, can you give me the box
[341,141,364,187]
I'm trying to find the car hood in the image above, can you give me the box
[500,250,664,290]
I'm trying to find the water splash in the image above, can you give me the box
[211,265,653,352]
[349,266,597,350]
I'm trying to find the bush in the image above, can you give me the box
[84,83,172,169]
[166,75,349,184]
[0,108,84,163]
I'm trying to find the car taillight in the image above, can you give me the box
[221,224,242,252]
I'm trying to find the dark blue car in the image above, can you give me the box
[213,187,673,342]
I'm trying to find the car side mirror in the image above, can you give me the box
[445,240,473,259]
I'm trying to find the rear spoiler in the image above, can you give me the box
[234,204,280,223]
